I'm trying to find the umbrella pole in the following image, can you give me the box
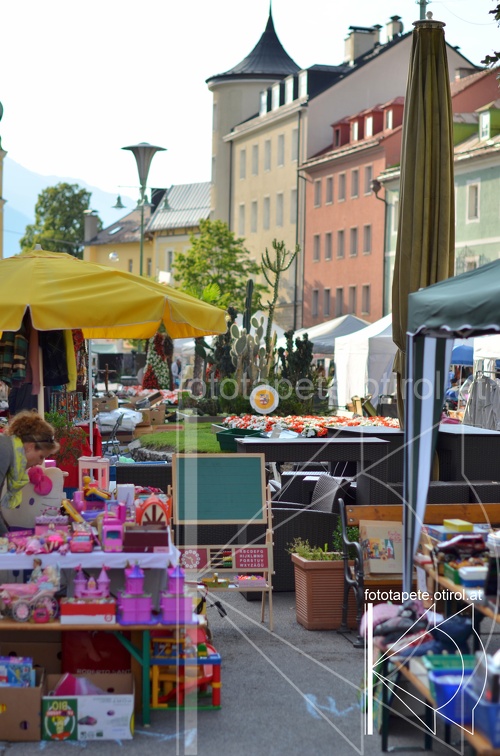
[88,339,93,455]
[37,346,45,417]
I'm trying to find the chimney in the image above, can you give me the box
[84,210,99,243]
[344,25,380,65]
[386,15,404,42]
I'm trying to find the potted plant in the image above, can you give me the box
[288,523,359,631]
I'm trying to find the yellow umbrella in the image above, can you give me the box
[391,14,455,425]
[0,248,227,339]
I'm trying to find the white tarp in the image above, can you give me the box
[334,314,397,408]
[275,313,367,355]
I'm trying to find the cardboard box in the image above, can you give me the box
[92,396,119,412]
[59,599,117,625]
[0,668,44,742]
[359,520,403,574]
[136,409,151,426]
[0,642,62,674]
[42,673,134,741]
[150,406,166,425]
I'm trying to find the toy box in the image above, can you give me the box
[0,668,45,742]
[59,598,116,625]
[42,673,134,741]
[359,520,403,574]
[0,656,33,686]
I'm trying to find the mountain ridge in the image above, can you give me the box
[2,157,136,257]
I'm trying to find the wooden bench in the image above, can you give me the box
[338,500,500,646]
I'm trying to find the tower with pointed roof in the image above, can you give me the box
[206,8,299,224]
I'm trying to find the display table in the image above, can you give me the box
[236,436,390,505]
[376,563,499,753]
[0,615,204,726]
[0,549,177,571]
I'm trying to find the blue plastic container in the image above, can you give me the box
[464,689,500,746]
[429,671,474,725]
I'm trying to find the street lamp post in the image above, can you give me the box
[122,142,166,277]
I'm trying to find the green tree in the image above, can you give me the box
[172,218,267,310]
[20,182,101,259]
[483,3,500,65]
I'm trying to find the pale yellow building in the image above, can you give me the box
[0,129,6,260]
[83,182,210,283]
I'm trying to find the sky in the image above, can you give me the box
[1,0,499,212]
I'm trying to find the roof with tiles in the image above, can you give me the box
[88,206,150,246]
[450,67,499,96]
[147,182,211,232]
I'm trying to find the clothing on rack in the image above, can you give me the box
[462,374,500,430]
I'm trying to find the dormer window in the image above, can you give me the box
[260,91,268,116]
[334,128,341,148]
[480,112,490,140]
[386,110,393,130]
[299,71,308,98]
[365,116,373,138]
[352,122,359,142]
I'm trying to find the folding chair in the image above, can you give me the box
[101,413,124,456]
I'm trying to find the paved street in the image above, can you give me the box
[3,590,490,756]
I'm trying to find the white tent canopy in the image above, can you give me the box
[176,310,286,360]
[334,314,397,408]
[275,314,367,355]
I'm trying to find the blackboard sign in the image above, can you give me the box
[172,453,267,524]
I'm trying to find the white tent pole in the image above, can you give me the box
[88,339,93,455]
[37,346,45,416]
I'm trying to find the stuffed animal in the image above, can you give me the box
[28,466,53,496]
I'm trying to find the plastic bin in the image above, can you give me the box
[464,688,500,746]
[429,671,474,724]
[216,428,264,452]
[424,656,476,699]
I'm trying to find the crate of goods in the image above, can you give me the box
[428,671,474,724]
[458,565,488,587]
[422,655,476,698]
[464,689,500,746]
[42,673,134,741]
[443,563,461,585]
[216,428,264,452]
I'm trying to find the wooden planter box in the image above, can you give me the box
[291,553,358,631]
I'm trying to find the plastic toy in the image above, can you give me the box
[149,631,221,710]
[74,566,110,599]
[78,456,110,492]
[82,475,111,502]
[101,516,124,552]
[117,564,153,624]
[161,565,194,624]
[0,563,60,622]
[135,494,171,526]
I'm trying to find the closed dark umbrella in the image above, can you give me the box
[392,13,455,425]
[390,14,456,592]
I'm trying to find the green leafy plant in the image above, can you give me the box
[331,520,360,560]
[44,411,87,466]
[286,537,342,561]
